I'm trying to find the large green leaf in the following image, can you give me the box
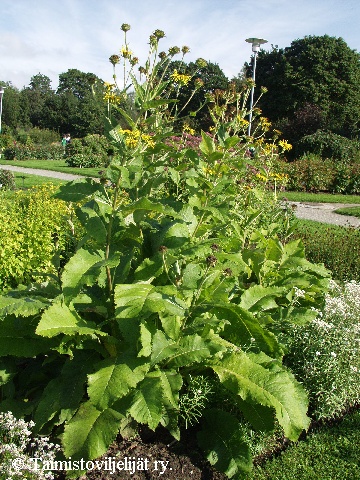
[62,402,123,460]
[199,130,216,156]
[166,334,225,368]
[115,283,154,318]
[211,351,310,441]
[197,409,252,478]
[211,305,282,358]
[34,351,98,430]
[0,295,47,318]
[0,315,55,357]
[36,301,106,338]
[115,284,186,325]
[87,353,149,410]
[54,178,102,202]
[128,371,166,430]
[239,285,285,313]
[76,203,108,245]
[61,249,104,303]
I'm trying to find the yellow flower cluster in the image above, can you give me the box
[170,69,191,86]
[236,116,250,128]
[117,129,155,149]
[121,46,133,58]
[183,124,195,135]
[259,117,271,131]
[278,139,293,151]
[103,83,121,105]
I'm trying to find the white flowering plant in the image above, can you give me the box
[280,280,360,420]
[0,411,60,480]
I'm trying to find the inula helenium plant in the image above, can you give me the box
[0,25,330,478]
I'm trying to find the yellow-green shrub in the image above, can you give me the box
[0,185,74,289]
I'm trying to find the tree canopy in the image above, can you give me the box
[250,35,360,139]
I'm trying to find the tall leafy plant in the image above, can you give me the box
[0,25,329,479]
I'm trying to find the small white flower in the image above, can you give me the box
[315,351,321,356]
[330,351,337,358]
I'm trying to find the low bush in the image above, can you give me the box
[0,185,76,289]
[3,143,64,161]
[0,411,60,479]
[15,127,60,145]
[281,154,334,192]
[0,169,16,190]
[65,134,111,168]
[280,280,360,420]
[291,220,360,282]
[280,154,360,194]
[295,130,360,163]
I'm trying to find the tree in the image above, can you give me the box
[158,60,229,132]
[56,69,105,137]
[247,35,360,139]
[0,82,22,132]
[20,74,55,128]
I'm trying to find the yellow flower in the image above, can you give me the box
[183,124,195,135]
[141,134,155,148]
[279,139,293,151]
[170,69,191,86]
[236,116,249,128]
[121,46,133,58]
[259,117,271,130]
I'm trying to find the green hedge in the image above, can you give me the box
[280,154,360,194]
[0,185,75,289]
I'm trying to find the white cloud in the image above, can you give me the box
[0,0,359,89]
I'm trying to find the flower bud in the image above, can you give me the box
[109,54,120,66]
[121,23,131,32]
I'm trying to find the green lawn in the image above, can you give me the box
[252,409,360,480]
[14,173,66,188]
[0,159,103,178]
[334,206,360,217]
[282,190,360,204]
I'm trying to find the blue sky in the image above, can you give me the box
[1,0,360,89]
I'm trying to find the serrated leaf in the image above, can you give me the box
[88,353,149,410]
[138,320,155,357]
[211,351,310,441]
[36,301,106,337]
[159,369,182,440]
[134,256,164,282]
[150,331,178,365]
[197,409,252,478]
[62,402,123,460]
[129,372,164,430]
[76,205,108,245]
[0,295,47,318]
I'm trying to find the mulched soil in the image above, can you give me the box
[55,426,227,480]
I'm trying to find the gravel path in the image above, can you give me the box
[288,201,360,228]
[0,164,87,181]
[1,165,360,228]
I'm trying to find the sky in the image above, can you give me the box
[1,0,360,90]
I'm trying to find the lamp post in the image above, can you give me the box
[0,86,4,135]
[0,86,4,159]
[245,38,268,136]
